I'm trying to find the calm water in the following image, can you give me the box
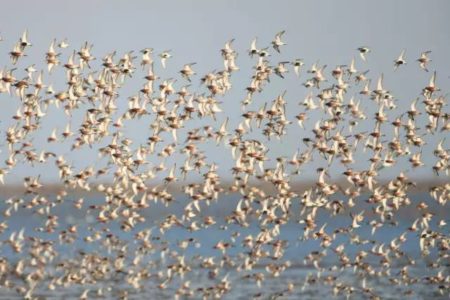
[0,193,448,299]
[0,267,447,299]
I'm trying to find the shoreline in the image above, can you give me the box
[0,178,447,197]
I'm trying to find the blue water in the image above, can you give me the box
[0,192,448,299]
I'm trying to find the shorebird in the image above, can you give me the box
[0,29,447,300]
[179,63,196,82]
[357,46,371,61]
[58,38,69,48]
[394,49,407,70]
[140,48,154,68]
[159,50,172,68]
[272,30,286,53]
[292,59,304,77]
[249,38,259,57]
[417,51,431,71]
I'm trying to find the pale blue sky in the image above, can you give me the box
[0,0,449,183]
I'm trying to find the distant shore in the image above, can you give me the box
[1,178,447,197]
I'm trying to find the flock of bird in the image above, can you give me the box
[0,30,448,299]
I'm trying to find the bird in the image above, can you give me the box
[249,38,259,57]
[179,63,196,81]
[19,29,32,49]
[159,50,172,68]
[0,29,446,300]
[394,49,407,70]
[292,59,304,77]
[58,38,69,48]
[357,46,371,61]
[272,31,286,53]
[417,50,431,72]
[140,48,154,68]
